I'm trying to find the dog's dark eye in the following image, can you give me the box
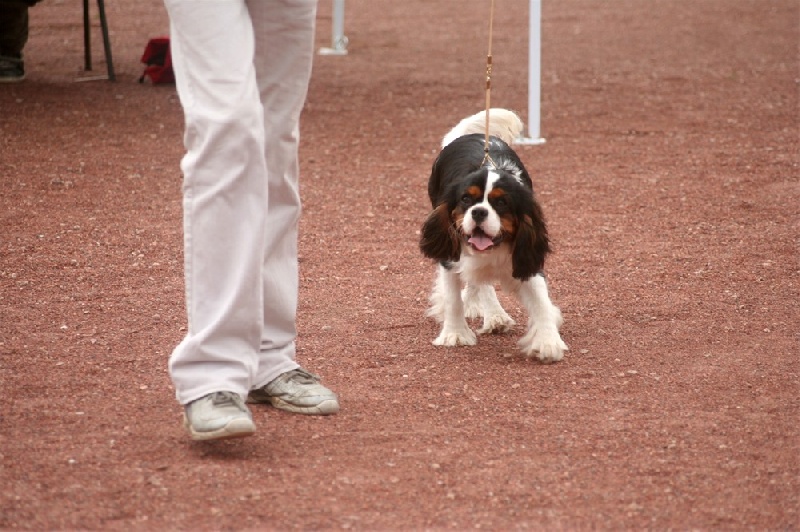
[461,194,475,207]
[492,197,508,212]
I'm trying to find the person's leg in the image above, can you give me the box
[248,0,318,387]
[166,0,267,405]
[0,1,29,81]
[245,0,338,415]
[0,1,28,55]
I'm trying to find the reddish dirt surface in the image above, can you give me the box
[1,0,798,529]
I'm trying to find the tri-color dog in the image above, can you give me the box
[419,109,567,362]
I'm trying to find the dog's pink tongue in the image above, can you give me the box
[468,234,494,251]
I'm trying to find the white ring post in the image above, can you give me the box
[319,0,349,55]
[517,0,546,145]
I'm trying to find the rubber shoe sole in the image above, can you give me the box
[0,73,25,83]
[264,396,340,415]
[183,414,255,441]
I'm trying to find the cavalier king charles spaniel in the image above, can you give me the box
[419,109,567,362]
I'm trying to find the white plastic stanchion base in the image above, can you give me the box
[318,47,348,56]
[514,137,547,146]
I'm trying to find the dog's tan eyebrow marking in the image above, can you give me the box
[488,188,507,201]
[466,185,482,197]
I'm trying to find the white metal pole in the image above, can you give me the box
[319,0,349,55]
[517,0,545,145]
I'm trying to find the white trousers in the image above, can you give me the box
[165,0,319,405]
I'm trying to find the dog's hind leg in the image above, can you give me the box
[461,283,484,319]
[462,283,516,334]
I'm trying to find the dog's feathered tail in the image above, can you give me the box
[441,108,524,148]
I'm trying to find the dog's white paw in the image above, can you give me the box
[461,288,483,319]
[477,313,516,335]
[463,300,482,319]
[433,325,477,347]
[518,326,568,363]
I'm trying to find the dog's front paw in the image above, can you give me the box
[462,296,483,319]
[477,313,516,335]
[433,325,477,347]
[518,326,568,363]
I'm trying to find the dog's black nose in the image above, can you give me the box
[471,207,488,222]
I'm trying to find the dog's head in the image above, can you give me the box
[420,164,550,280]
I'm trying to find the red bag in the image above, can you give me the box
[139,37,174,85]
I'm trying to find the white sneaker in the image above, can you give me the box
[183,391,256,441]
[247,368,339,415]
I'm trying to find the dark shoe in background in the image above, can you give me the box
[0,55,25,83]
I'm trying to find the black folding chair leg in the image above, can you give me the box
[82,0,116,81]
[97,0,115,80]
[83,0,91,71]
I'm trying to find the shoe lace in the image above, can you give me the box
[210,391,246,411]
[284,368,321,384]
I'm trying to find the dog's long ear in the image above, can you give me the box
[420,203,461,262]
[512,213,550,280]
